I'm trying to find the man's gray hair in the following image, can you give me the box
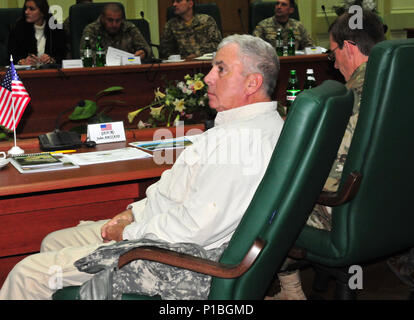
[217,34,280,97]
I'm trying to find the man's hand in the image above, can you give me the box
[101,209,134,242]
[39,54,54,64]
[21,54,40,66]
[134,50,146,59]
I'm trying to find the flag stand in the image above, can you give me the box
[7,97,24,156]
[6,56,24,156]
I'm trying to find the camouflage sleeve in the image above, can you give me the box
[130,26,151,58]
[159,21,178,59]
[252,23,265,40]
[323,90,361,192]
[298,23,314,48]
[197,16,222,55]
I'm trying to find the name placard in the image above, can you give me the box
[87,121,126,144]
[62,59,84,69]
[121,56,141,65]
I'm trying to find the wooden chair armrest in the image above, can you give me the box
[117,238,266,279]
[317,171,362,207]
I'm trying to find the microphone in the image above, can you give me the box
[38,101,84,150]
[321,5,330,29]
[237,8,246,34]
[140,11,144,19]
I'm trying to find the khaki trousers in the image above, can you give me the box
[0,220,114,300]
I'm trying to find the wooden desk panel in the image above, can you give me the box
[0,56,343,138]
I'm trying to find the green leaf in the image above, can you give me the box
[69,100,98,120]
[96,86,124,99]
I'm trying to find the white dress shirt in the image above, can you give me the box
[123,101,284,250]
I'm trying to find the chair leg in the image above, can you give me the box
[334,280,357,300]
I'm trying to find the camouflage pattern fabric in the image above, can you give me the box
[159,14,222,59]
[74,238,228,300]
[79,18,151,58]
[306,62,367,231]
[253,17,313,50]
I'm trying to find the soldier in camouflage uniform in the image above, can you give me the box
[79,3,150,60]
[306,62,366,231]
[159,0,222,59]
[269,10,386,300]
[253,0,313,50]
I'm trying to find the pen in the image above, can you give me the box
[50,150,77,154]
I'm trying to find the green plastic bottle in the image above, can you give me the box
[82,36,93,67]
[275,29,284,57]
[287,29,296,56]
[95,36,105,67]
[286,70,301,113]
[303,69,316,89]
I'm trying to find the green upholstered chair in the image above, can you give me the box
[69,2,125,59]
[249,1,300,34]
[167,3,223,34]
[0,8,22,66]
[293,39,414,299]
[52,80,354,300]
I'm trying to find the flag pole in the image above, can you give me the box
[7,55,24,156]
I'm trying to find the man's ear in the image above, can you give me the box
[245,73,264,95]
[344,40,357,58]
[289,7,295,15]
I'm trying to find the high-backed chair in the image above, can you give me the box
[249,1,300,34]
[294,39,414,299]
[127,19,151,46]
[167,3,222,34]
[0,8,22,66]
[53,80,354,300]
[69,2,125,59]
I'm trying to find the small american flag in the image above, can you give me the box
[0,59,31,130]
[100,123,112,131]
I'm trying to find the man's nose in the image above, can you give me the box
[204,71,214,85]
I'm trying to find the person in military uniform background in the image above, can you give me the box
[253,0,313,51]
[79,3,151,60]
[159,0,222,60]
[267,10,386,300]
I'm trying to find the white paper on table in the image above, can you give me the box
[64,147,152,166]
[106,46,135,66]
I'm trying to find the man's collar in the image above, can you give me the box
[214,102,277,127]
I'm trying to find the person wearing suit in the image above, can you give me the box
[8,0,66,66]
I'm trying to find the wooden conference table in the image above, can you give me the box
[0,54,343,138]
[0,125,204,286]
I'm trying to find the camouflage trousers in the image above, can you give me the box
[75,238,228,300]
[305,204,332,231]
